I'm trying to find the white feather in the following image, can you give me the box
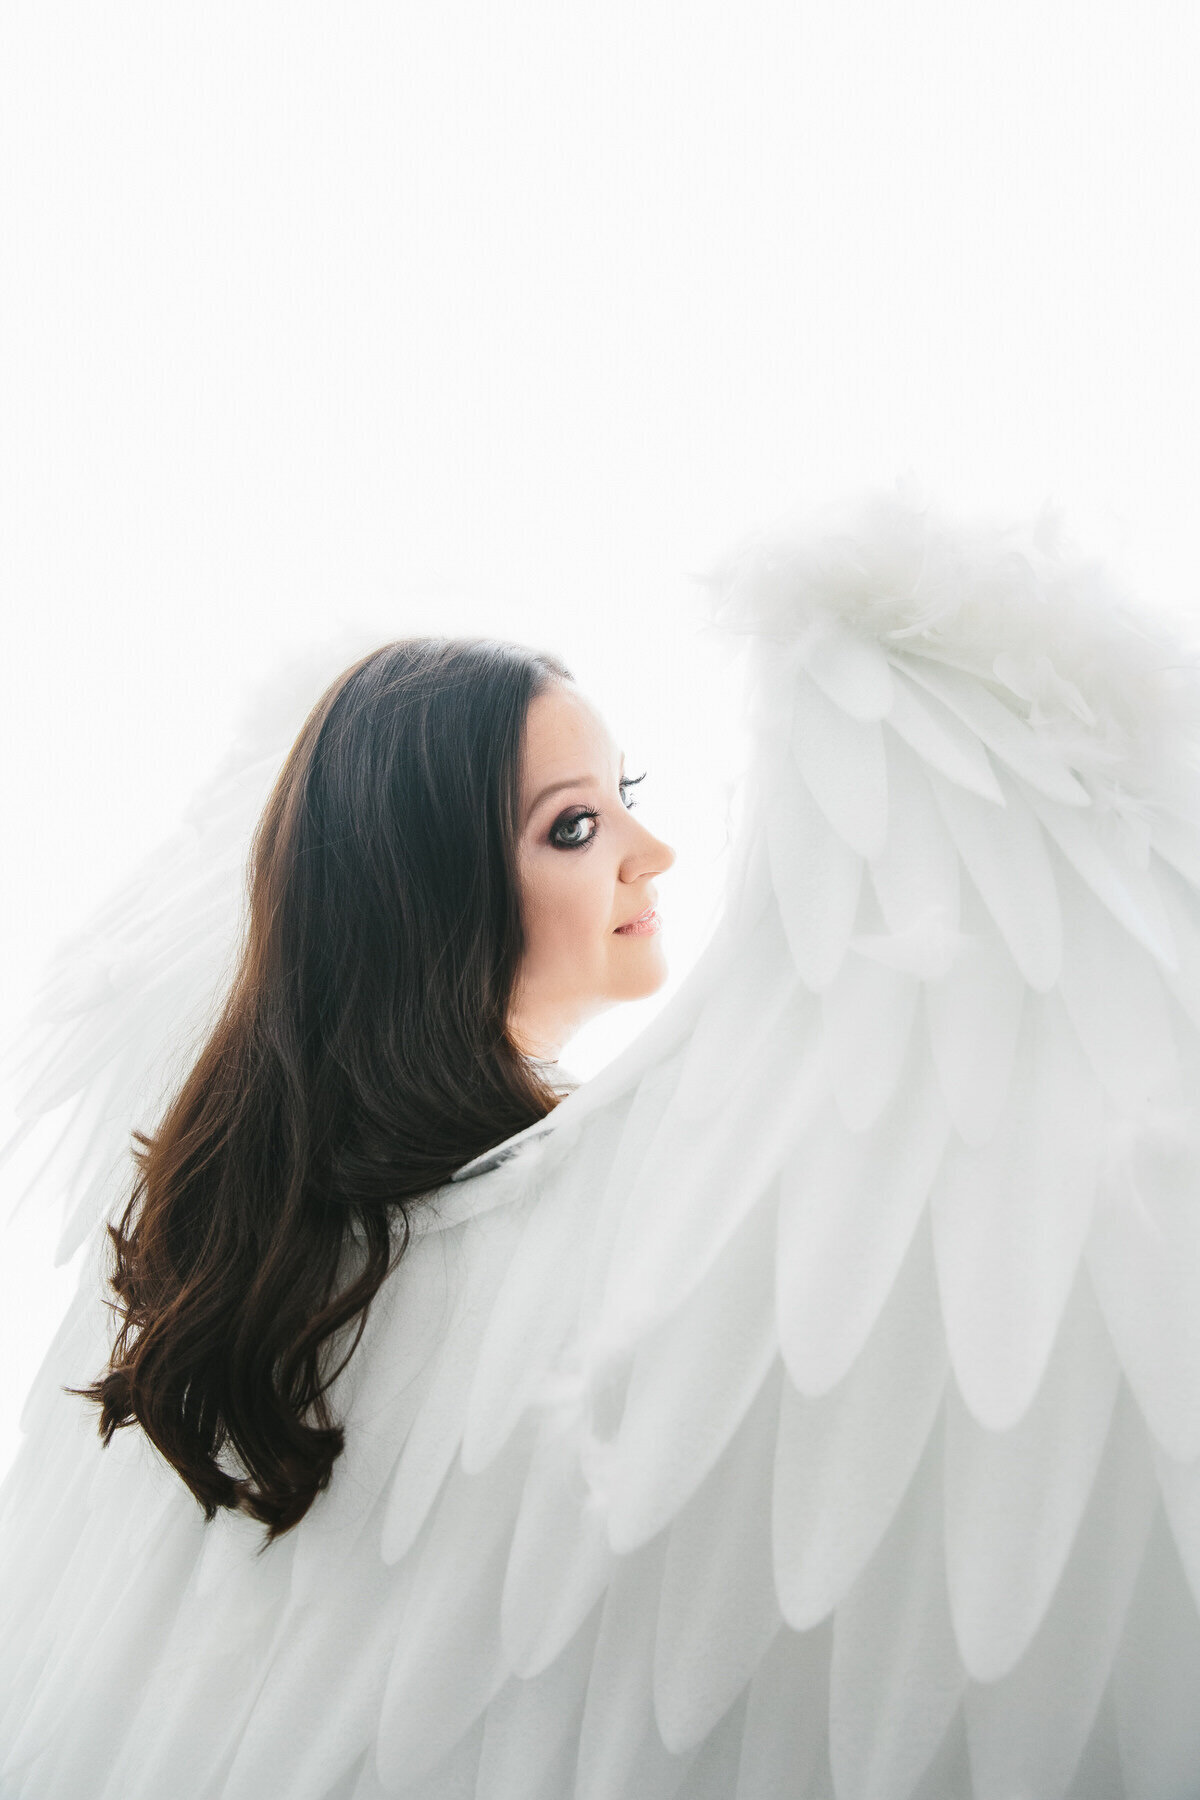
[866,728,961,948]
[1155,856,1200,1029]
[733,1620,832,1800]
[961,1384,1159,1800]
[827,1407,966,1800]
[1084,1066,1200,1463]
[921,871,1027,1147]
[795,610,896,720]
[931,986,1103,1430]
[819,941,921,1132]
[927,760,1064,991]
[764,756,864,990]
[1151,803,1200,889]
[598,1188,781,1555]
[1052,840,1181,1105]
[897,653,1093,805]
[572,1533,693,1800]
[459,1161,600,1477]
[776,1033,951,1396]
[1030,787,1179,969]
[476,1605,602,1800]
[883,662,1006,801]
[378,1205,532,1571]
[790,664,890,859]
[653,1361,784,1753]
[1110,1506,1200,1800]
[942,1263,1121,1681]
[376,1419,536,1788]
[588,974,822,1358]
[774,1208,947,1633]
[498,1413,614,1680]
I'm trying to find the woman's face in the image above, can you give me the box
[510,681,676,1062]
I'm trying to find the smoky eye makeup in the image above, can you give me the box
[548,771,647,850]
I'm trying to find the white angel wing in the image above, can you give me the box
[5,483,1200,1800]
[0,628,380,1267]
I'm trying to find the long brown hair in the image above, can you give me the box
[68,636,574,1544]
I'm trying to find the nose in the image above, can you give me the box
[644,828,675,871]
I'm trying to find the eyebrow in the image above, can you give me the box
[528,751,625,824]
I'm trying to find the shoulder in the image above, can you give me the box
[412,1115,559,1238]
[448,1122,554,1184]
[408,1066,584,1235]
[446,1066,582,1184]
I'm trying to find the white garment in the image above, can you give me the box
[5,480,1200,1799]
[527,1055,580,1094]
[442,1059,582,1189]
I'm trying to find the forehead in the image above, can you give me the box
[522,684,618,772]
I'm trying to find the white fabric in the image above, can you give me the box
[5,478,1200,1798]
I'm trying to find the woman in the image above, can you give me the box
[6,484,1200,1799]
[66,635,677,1543]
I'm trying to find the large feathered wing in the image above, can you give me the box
[0,628,382,1269]
[5,485,1200,1800]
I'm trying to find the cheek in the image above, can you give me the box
[526,855,614,946]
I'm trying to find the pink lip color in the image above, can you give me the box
[615,908,661,936]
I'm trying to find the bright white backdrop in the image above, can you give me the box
[1,0,1197,1480]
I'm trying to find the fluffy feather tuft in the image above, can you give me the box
[694,478,1200,816]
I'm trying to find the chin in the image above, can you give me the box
[637,955,670,995]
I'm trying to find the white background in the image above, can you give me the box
[1,0,1197,1478]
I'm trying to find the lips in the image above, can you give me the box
[616,903,657,931]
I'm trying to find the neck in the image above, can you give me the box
[510,1025,564,1063]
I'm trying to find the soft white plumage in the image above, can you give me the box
[4,478,1200,1798]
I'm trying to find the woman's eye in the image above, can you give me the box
[551,808,599,849]
[549,772,647,850]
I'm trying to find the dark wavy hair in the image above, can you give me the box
[68,635,575,1544]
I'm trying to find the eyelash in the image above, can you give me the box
[550,772,647,850]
